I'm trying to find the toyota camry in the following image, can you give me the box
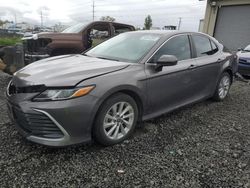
[6,31,237,146]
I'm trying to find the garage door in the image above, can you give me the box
[214,5,250,51]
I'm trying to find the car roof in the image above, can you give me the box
[91,21,134,27]
[133,30,201,36]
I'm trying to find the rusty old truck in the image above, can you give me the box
[22,21,135,63]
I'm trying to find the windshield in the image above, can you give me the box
[85,32,161,63]
[244,45,250,51]
[62,23,86,33]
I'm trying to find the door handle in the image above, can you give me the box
[188,64,196,69]
[217,58,226,62]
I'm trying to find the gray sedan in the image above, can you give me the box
[6,31,237,147]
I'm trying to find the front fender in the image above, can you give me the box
[85,84,147,130]
[95,84,146,112]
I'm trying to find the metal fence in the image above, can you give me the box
[0,29,22,38]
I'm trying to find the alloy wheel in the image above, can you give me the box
[218,75,230,99]
[103,102,135,140]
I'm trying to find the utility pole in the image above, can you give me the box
[92,0,95,21]
[14,13,17,27]
[178,17,182,30]
[40,10,43,28]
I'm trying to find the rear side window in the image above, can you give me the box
[152,35,191,62]
[113,24,133,36]
[210,40,219,54]
[192,35,218,57]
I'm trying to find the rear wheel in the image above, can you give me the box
[93,93,138,146]
[213,72,231,101]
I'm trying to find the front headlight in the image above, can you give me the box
[33,86,95,102]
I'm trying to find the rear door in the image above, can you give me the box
[190,34,222,98]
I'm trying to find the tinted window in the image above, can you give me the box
[193,35,217,57]
[113,24,133,36]
[152,35,191,62]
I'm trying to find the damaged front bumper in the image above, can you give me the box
[24,53,51,64]
[6,91,98,147]
[23,37,52,64]
[25,53,50,58]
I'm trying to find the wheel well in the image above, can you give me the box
[94,90,144,124]
[91,90,144,137]
[118,90,143,121]
[224,69,233,83]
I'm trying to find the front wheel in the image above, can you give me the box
[93,93,138,146]
[213,72,232,101]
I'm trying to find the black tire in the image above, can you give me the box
[213,72,232,101]
[93,93,138,146]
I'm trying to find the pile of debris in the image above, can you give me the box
[0,45,25,75]
[0,51,5,71]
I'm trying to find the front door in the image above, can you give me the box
[145,34,197,116]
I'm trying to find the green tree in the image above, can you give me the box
[100,16,116,22]
[144,15,152,30]
[0,20,10,28]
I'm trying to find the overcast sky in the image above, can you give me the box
[0,0,206,31]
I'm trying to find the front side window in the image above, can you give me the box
[151,35,191,62]
[192,35,217,57]
[88,24,111,48]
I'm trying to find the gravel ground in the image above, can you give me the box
[0,71,250,188]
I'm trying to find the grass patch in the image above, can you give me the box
[0,37,22,46]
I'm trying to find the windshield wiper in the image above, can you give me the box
[96,56,120,62]
[82,53,92,57]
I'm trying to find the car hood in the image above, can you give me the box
[237,51,250,59]
[38,32,82,40]
[13,55,130,87]
[22,32,81,41]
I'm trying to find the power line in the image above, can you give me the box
[92,11,203,18]
[68,1,205,11]
[69,0,169,8]
[94,0,193,7]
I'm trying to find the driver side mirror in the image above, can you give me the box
[155,55,178,71]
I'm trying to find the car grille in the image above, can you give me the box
[23,38,52,53]
[7,81,45,96]
[12,107,64,139]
